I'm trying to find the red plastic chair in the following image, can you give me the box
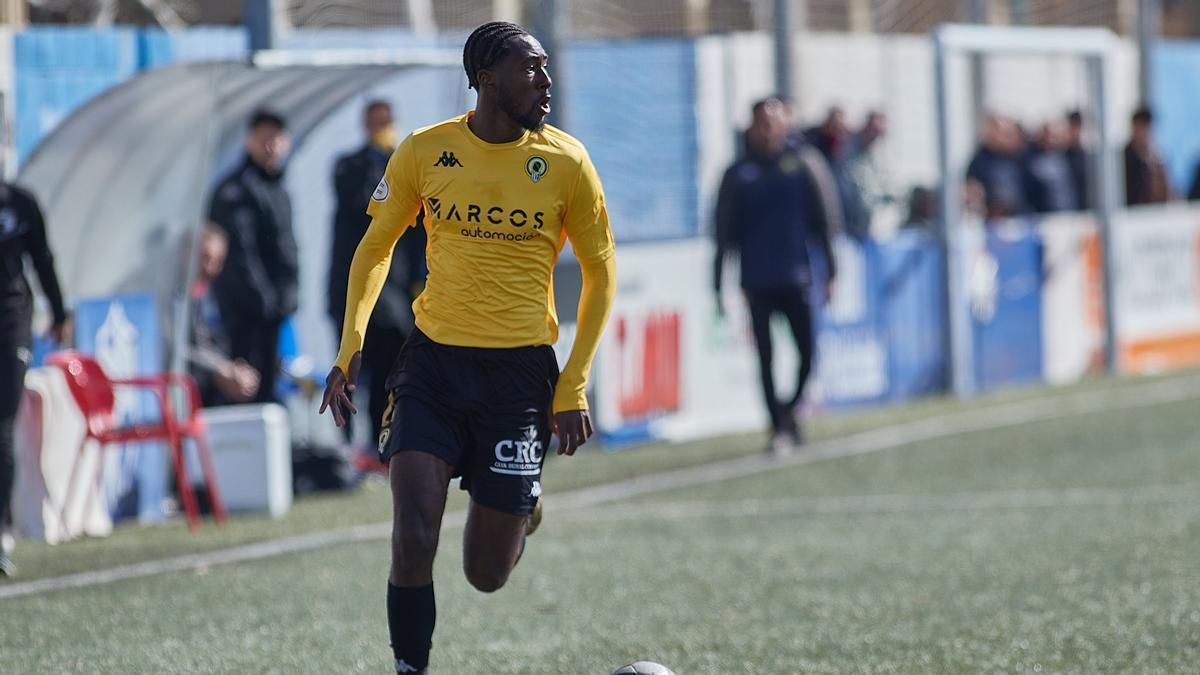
[46,351,227,534]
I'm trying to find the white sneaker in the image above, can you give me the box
[767,433,793,458]
[0,533,13,555]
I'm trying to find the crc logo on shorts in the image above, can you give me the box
[525,156,548,183]
[491,425,543,476]
[372,177,389,201]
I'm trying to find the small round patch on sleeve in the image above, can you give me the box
[372,177,389,201]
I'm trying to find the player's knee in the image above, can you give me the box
[392,522,439,571]
[464,562,510,593]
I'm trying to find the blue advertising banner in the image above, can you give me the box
[73,293,166,523]
[970,224,1044,391]
[816,238,889,408]
[878,232,947,400]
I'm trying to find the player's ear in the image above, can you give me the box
[476,68,496,91]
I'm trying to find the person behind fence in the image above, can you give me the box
[328,100,426,449]
[1065,110,1090,210]
[1123,106,1173,207]
[714,97,838,457]
[1191,159,1200,202]
[0,180,70,577]
[1023,122,1078,214]
[901,186,938,233]
[849,110,892,236]
[207,109,300,404]
[966,114,1030,220]
[806,106,863,238]
[188,224,261,408]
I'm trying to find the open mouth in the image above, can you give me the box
[538,96,552,115]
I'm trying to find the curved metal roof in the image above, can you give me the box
[18,60,416,303]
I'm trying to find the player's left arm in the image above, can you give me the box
[553,150,617,455]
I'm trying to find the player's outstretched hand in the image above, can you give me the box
[319,352,363,428]
[552,409,594,456]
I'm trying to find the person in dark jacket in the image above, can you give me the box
[0,181,69,577]
[1023,122,1078,213]
[966,114,1030,219]
[1065,110,1090,210]
[1191,163,1200,202]
[714,97,839,455]
[1124,106,1173,207]
[327,100,425,446]
[805,106,863,238]
[207,109,299,404]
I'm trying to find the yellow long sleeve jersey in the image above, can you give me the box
[334,112,616,413]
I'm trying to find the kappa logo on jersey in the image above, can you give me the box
[530,481,542,498]
[433,151,463,168]
[372,177,389,201]
[491,425,544,476]
[525,156,548,183]
[395,659,420,673]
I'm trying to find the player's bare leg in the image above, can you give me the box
[462,501,528,592]
[388,451,454,673]
[389,451,453,585]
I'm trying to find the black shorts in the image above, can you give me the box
[378,328,559,516]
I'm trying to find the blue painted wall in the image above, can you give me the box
[12,27,700,244]
[565,39,699,242]
[1151,40,1200,195]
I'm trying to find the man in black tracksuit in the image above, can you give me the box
[714,97,839,455]
[328,101,425,446]
[0,182,68,576]
[208,110,299,405]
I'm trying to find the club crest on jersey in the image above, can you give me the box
[525,156,548,183]
[372,177,389,201]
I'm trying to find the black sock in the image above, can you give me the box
[388,581,435,672]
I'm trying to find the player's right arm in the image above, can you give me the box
[320,134,422,425]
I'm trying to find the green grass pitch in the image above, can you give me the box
[2,373,1198,673]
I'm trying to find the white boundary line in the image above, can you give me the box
[558,483,1200,523]
[2,375,1199,601]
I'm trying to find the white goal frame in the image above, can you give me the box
[933,24,1121,396]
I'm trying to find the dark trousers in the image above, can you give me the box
[229,317,283,404]
[0,341,29,529]
[746,287,816,434]
[335,321,409,446]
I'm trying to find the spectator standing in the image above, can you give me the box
[901,186,938,233]
[966,114,1030,219]
[1024,122,1078,213]
[0,181,69,577]
[1124,106,1173,206]
[806,106,863,238]
[1188,160,1200,202]
[849,110,892,236]
[1065,110,1090,210]
[328,100,425,447]
[188,224,261,408]
[207,110,299,404]
[715,98,838,455]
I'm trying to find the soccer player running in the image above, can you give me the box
[319,22,615,674]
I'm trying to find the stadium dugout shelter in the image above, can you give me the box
[933,24,1121,396]
[18,48,465,370]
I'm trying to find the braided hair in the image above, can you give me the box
[463,21,530,90]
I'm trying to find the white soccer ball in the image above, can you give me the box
[612,661,677,675]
